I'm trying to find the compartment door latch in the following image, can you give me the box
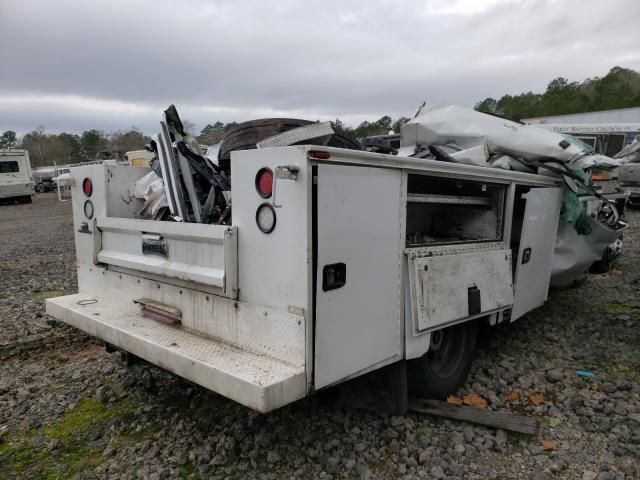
[322,263,346,291]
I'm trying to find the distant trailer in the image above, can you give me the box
[524,107,640,156]
[0,149,35,203]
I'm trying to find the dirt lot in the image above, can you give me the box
[0,192,638,480]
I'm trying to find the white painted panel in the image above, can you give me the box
[315,164,402,389]
[76,265,305,367]
[231,147,310,313]
[409,247,513,331]
[105,165,147,218]
[512,187,562,320]
[96,217,236,294]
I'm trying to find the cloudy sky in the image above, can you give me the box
[1,0,639,136]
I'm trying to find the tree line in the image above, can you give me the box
[474,66,640,121]
[0,127,151,169]
[1,114,410,170]
[3,66,638,169]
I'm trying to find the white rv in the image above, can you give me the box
[0,149,35,203]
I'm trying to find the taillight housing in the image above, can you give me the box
[82,178,93,197]
[255,167,273,198]
[256,202,276,233]
[309,150,331,159]
[83,200,94,219]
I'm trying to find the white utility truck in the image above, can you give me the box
[0,149,35,203]
[46,129,567,412]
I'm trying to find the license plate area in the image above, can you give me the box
[141,235,169,257]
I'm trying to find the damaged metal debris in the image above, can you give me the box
[137,102,627,286]
[136,106,359,223]
[141,105,231,224]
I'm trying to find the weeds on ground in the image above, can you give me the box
[0,397,139,479]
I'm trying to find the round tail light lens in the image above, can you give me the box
[255,167,273,198]
[82,178,93,197]
[256,203,276,233]
[83,200,94,219]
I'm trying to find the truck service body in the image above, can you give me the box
[46,139,564,413]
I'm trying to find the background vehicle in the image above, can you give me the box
[616,137,640,209]
[124,149,155,168]
[0,149,35,203]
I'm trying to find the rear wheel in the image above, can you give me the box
[408,321,477,399]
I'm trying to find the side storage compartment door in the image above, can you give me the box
[314,164,403,389]
[511,187,562,320]
[407,245,514,333]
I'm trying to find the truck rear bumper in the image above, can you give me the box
[0,182,34,199]
[46,294,306,412]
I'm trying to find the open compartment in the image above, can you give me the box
[406,174,506,247]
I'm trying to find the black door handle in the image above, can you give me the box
[322,263,346,291]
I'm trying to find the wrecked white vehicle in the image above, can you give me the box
[46,103,626,414]
[399,103,627,285]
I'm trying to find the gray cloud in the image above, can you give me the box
[1,0,639,135]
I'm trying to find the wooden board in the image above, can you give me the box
[409,398,539,435]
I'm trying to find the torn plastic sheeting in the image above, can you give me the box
[401,104,618,169]
[614,137,640,162]
[491,154,535,173]
[556,169,592,235]
[449,145,489,167]
[134,171,165,199]
[569,154,621,170]
[138,189,168,218]
[134,171,168,219]
[550,216,623,287]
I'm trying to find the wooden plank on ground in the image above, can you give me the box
[409,398,539,435]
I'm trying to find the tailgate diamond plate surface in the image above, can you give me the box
[46,294,306,412]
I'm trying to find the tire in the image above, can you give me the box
[218,118,362,173]
[35,183,45,193]
[408,321,478,399]
[219,118,314,172]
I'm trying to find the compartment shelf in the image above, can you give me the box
[407,193,493,206]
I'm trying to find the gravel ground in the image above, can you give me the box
[0,192,638,480]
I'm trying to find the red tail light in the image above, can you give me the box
[82,178,93,197]
[309,151,331,159]
[255,167,273,198]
